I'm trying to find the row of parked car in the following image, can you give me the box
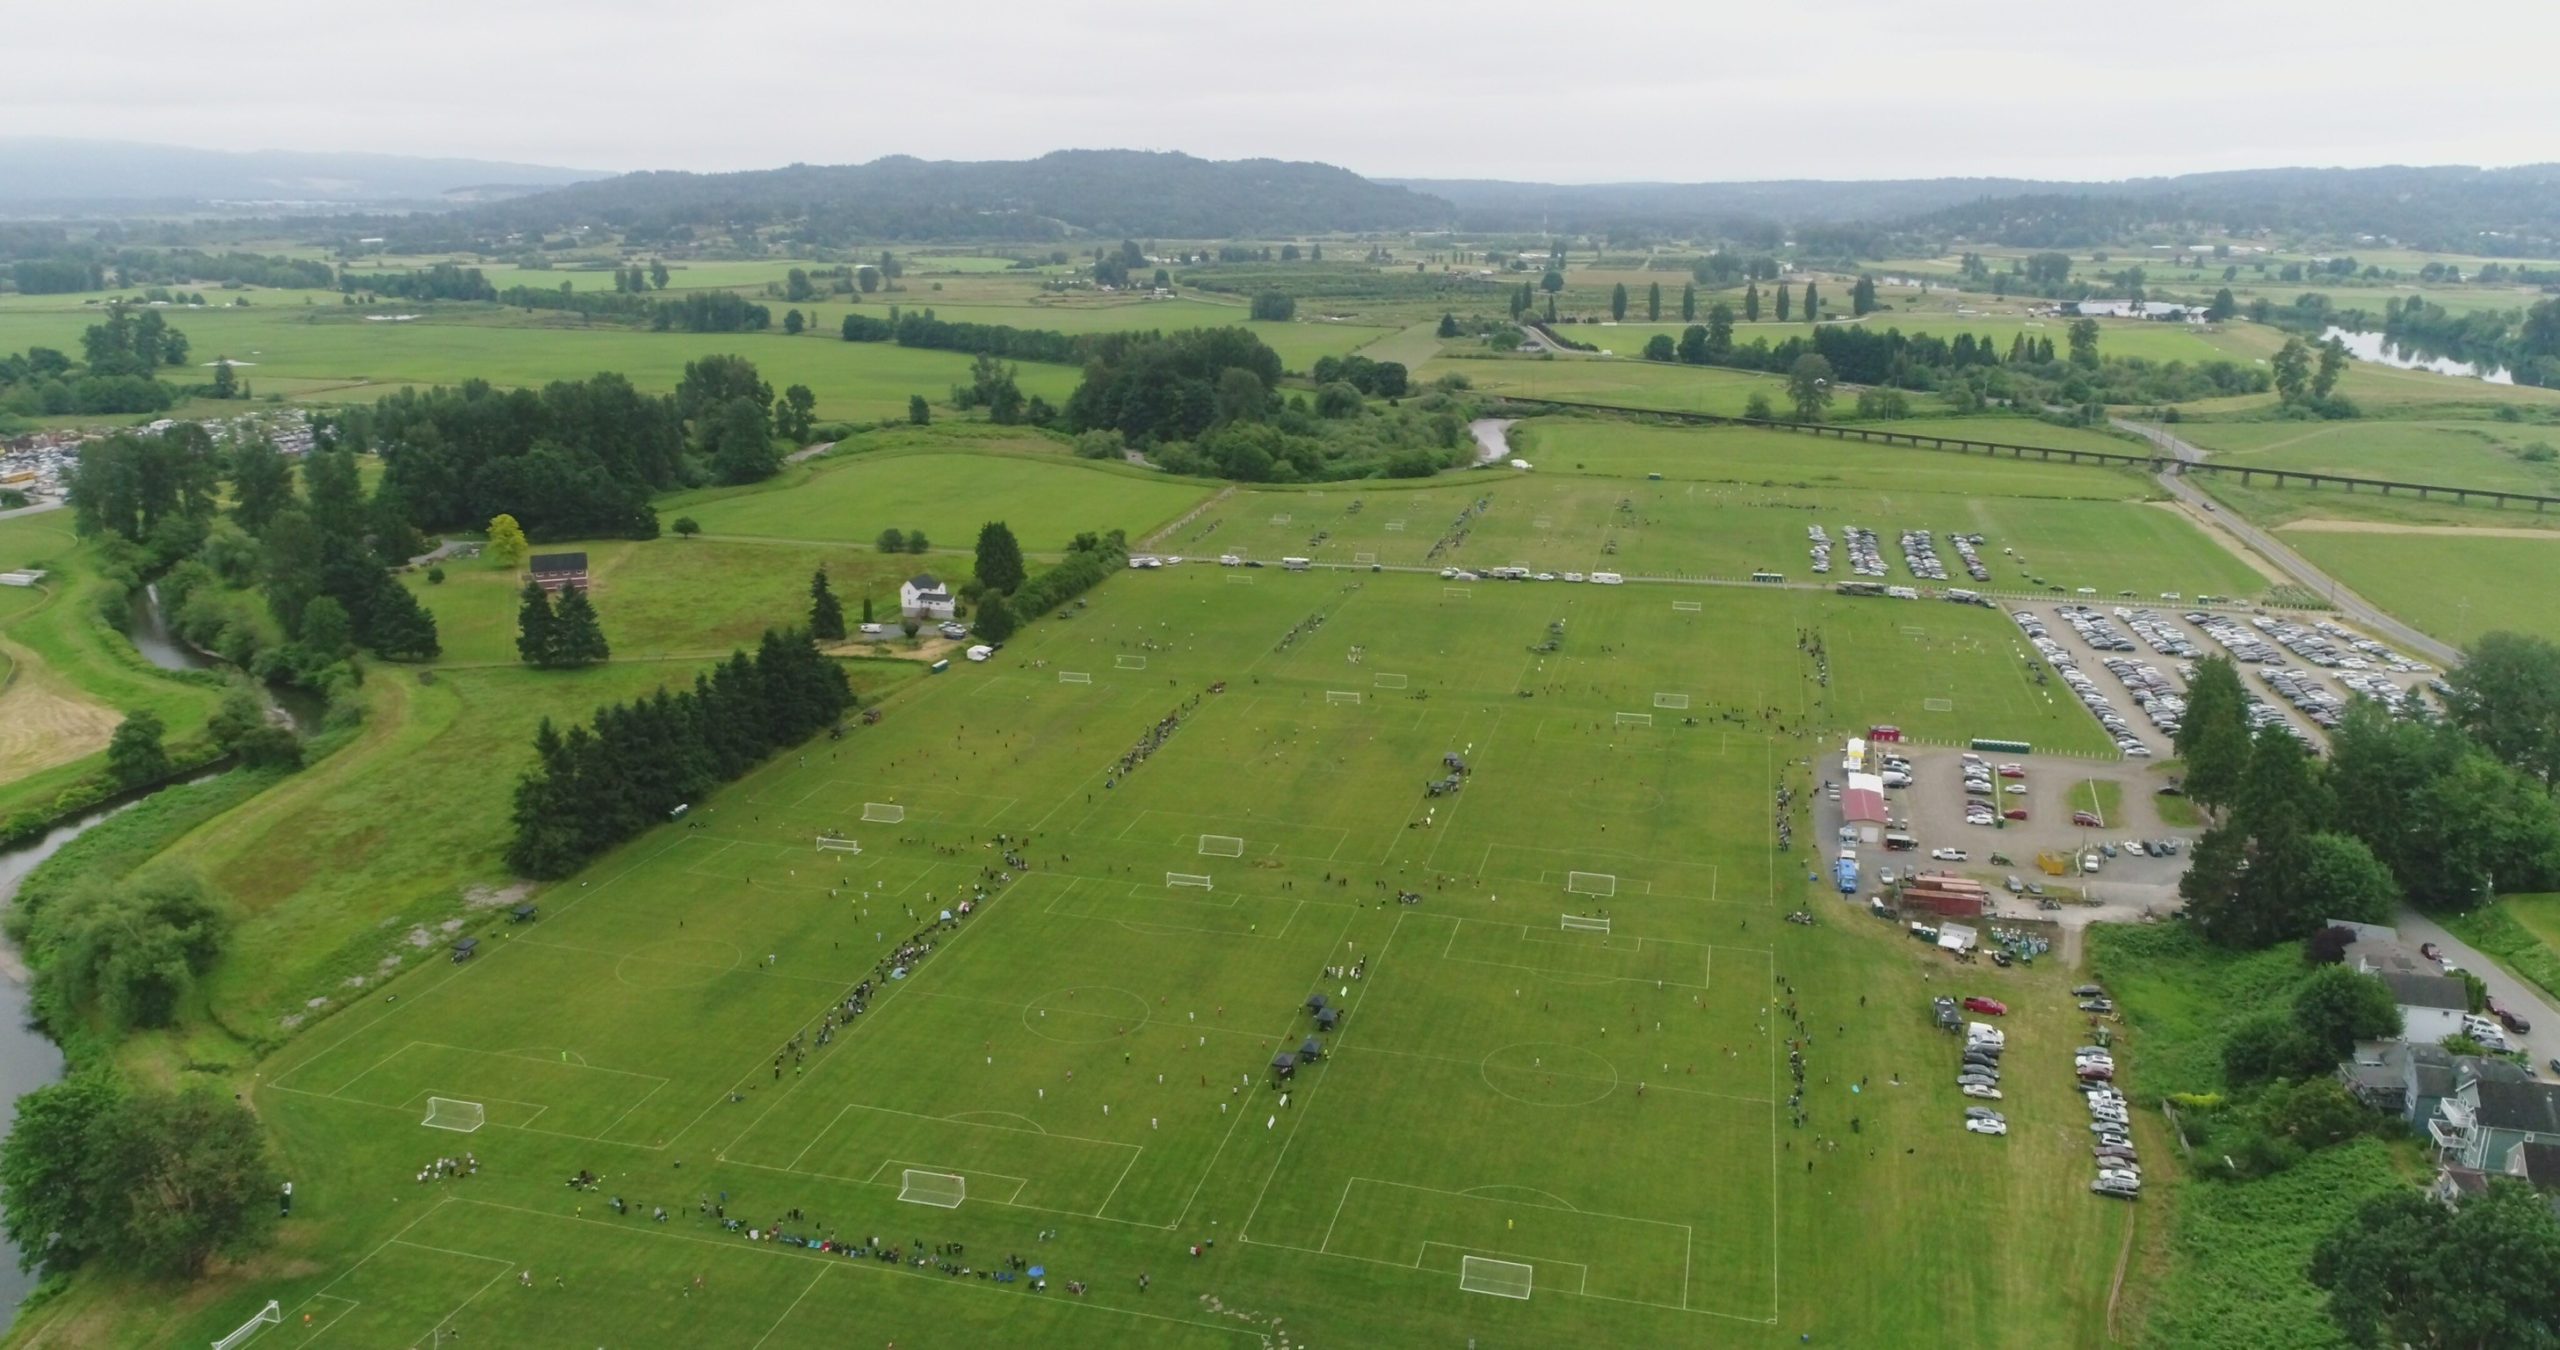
[2011,610,2157,757]
[2101,655,2186,738]
[2122,608,2205,661]
[2069,984,2139,1199]
[1898,529,1950,582]
[1840,526,1887,578]
[1949,534,1992,583]
[2311,618,2433,675]
[1808,525,1831,575]
[1961,753,2029,828]
[2257,666,2348,729]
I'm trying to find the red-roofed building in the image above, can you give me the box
[1843,771,1889,842]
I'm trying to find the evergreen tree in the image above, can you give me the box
[1610,283,1629,321]
[809,567,846,641]
[1775,284,1790,322]
[1803,281,1819,322]
[551,585,610,668]
[1436,312,1459,339]
[2174,655,2253,815]
[1645,282,1661,322]
[976,591,1018,644]
[1681,282,1697,322]
[973,521,1027,596]
[1744,282,1760,322]
[516,580,557,667]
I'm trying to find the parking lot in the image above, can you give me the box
[2007,599,2438,756]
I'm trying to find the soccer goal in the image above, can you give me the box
[1532,517,1554,529]
[1567,871,1619,898]
[1561,914,1613,934]
[1442,587,1472,600]
[1373,673,1409,690]
[862,802,906,824]
[1115,654,1148,670]
[1353,552,1378,565]
[212,1300,282,1350]
[816,834,862,854]
[898,1169,966,1209]
[1924,697,1955,712]
[1198,834,1245,857]
[1326,690,1362,705]
[1671,599,1704,613]
[1653,692,1690,710]
[1059,671,1092,684]
[1226,574,1257,586]
[1460,1256,1534,1300]
[1614,711,1653,728]
[1269,513,1293,525]
[422,1098,485,1133]
[1385,520,1407,532]
[1166,872,1215,890]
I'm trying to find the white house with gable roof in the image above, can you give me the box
[900,573,955,620]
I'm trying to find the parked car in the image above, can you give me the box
[2420,942,2442,961]
[1962,1084,2003,1100]
[1963,996,2008,1016]
[1931,848,1968,862]
[2072,811,2103,827]
[1998,765,2026,778]
[1964,1107,2003,1121]
[1965,1117,2009,1136]
[2490,999,2533,1034]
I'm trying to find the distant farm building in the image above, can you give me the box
[528,552,590,593]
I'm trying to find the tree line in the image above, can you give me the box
[505,629,852,877]
[0,305,194,416]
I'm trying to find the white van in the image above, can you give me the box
[965,644,993,662]
[1591,571,1624,585]
[858,623,887,637]
[1281,557,1312,571]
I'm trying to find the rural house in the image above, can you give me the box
[528,551,590,593]
[2340,1039,2529,1130]
[900,573,955,620]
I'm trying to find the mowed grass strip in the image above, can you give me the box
[2282,527,2560,645]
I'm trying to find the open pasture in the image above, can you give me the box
[1420,352,1789,416]
[1516,419,2151,496]
[217,556,2134,1348]
[2176,418,2560,495]
[2279,526,2560,646]
[661,447,1214,554]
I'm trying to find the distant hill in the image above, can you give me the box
[469,151,1456,242]
[1396,165,2560,257]
[0,138,602,211]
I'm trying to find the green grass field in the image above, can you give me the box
[1419,353,1790,416]
[2177,419,2560,494]
[72,563,2139,1349]
[1514,420,2150,497]
[2279,527,2560,646]
[661,445,1215,554]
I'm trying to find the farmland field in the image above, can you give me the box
[660,445,1216,554]
[2176,419,2560,495]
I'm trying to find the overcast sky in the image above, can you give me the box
[11,0,2559,183]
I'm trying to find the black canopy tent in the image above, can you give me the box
[1314,1006,1340,1031]
[1299,1036,1323,1062]
[1269,1051,1298,1081]
[451,937,480,963]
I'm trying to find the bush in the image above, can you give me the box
[425,565,446,584]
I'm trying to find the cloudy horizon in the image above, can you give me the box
[8,0,2558,185]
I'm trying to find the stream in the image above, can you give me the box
[1469,417,1519,466]
[127,585,326,730]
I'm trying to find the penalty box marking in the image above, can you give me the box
[862,1158,1032,1207]
[1435,918,1720,991]
[1323,1176,1695,1312]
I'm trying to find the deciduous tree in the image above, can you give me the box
[486,513,529,567]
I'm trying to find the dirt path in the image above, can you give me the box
[2274,518,2560,539]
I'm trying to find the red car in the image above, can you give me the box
[2003,808,2029,821]
[2072,811,2103,828]
[1963,997,2008,1016]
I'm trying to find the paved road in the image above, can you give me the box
[2113,418,2461,668]
[0,499,63,524]
[2395,907,2560,1071]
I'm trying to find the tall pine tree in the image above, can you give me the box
[974,521,1026,596]
[516,581,556,668]
[551,585,610,668]
[809,567,846,641]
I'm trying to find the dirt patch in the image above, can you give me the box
[463,881,535,910]
[0,663,119,782]
[2274,518,2560,539]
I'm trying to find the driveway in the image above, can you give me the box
[2394,907,2560,1072]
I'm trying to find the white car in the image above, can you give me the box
[1563,572,1586,583]
[1961,1083,2003,1100]
[1931,848,1968,862]
[1965,1117,2009,1136]
[1219,554,1241,567]
[1878,868,1897,887]
[2004,784,2029,795]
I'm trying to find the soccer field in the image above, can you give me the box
[230,563,2132,1347]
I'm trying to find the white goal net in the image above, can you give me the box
[1924,697,1954,712]
[1672,599,1704,613]
[1373,673,1408,689]
[1353,552,1378,565]
[862,802,905,824]
[423,1098,485,1133]
[1561,914,1612,934]
[1461,1256,1534,1300]
[1567,871,1618,897]
[1326,690,1362,705]
[1614,711,1652,728]
[1269,513,1293,525]
[1652,692,1690,709]
[1384,520,1406,532]
[1059,671,1092,684]
[1198,835,1246,857]
[898,1169,966,1209]
[1166,872,1215,890]
[1226,574,1256,585]
[1442,587,1471,600]
[816,834,862,853]
[212,1300,281,1350]
[1115,654,1149,670]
